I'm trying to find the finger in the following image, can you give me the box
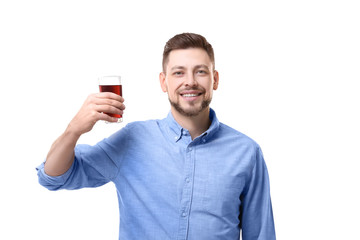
[98,112,119,123]
[97,92,124,102]
[94,98,126,110]
[95,104,124,116]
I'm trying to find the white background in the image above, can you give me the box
[1,0,359,239]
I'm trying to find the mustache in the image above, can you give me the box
[178,86,205,92]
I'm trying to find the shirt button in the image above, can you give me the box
[202,139,206,143]
[174,136,178,140]
[188,147,192,151]
[185,178,190,183]
[182,212,187,217]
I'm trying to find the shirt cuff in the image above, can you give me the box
[36,160,75,186]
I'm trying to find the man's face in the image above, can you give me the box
[160,48,219,117]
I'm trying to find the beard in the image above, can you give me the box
[168,96,212,117]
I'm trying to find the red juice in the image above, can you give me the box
[99,84,122,118]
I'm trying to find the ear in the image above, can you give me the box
[159,72,168,92]
[213,70,219,90]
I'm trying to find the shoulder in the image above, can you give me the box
[103,119,162,148]
[216,123,266,175]
[124,119,161,132]
[217,122,260,149]
[214,122,263,163]
[117,119,165,140]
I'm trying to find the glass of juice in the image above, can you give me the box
[98,75,123,123]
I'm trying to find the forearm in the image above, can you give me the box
[43,92,125,177]
[44,125,81,176]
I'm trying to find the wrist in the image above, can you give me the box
[65,123,82,140]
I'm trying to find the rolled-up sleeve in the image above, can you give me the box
[36,160,76,191]
[36,126,129,191]
[240,146,276,240]
[36,145,111,191]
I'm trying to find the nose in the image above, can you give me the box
[184,73,198,87]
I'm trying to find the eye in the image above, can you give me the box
[173,71,184,76]
[197,70,208,75]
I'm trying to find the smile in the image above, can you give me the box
[181,93,202,97]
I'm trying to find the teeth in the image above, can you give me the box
[182,93,199,97]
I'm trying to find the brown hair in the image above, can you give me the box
[162,33,215,72]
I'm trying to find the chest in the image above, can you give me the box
[115,137,251,215]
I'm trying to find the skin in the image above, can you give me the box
[159,48,219,139]
[44,47,219,177]
[44,92,125,176]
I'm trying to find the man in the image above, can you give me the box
[37,33,276,239]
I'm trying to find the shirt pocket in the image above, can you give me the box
[202,174,245,216]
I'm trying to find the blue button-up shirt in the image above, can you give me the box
[37,109,276,240]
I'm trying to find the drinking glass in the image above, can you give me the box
[98,75,123,123]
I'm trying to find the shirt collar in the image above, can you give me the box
[164,108,220,142]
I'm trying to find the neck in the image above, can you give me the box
[171,107,211,140]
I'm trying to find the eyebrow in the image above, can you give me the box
[170,64,210,71]
[170,65,186,71]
